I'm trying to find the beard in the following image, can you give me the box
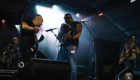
[37,24,41,27]
[65,21,71,25]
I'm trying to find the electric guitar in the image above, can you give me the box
[118,43,137,64]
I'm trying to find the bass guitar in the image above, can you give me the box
[118,43,137,64]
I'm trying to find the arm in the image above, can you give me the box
[20,22,34,30]
[132,45,140,53]
[136,45,140,54]
[20,22,39,32]
[65,23,82,39]
[73,23,82,39]
[121,43,126,57]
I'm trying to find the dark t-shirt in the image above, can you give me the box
[21,19,36,61]
[67,22,82,47]
[7,44,19,53]
[21,19,35,46]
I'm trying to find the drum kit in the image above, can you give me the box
[0,37,18,69]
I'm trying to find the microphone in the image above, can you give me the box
[80,21,87,22]
[46,28,57,32]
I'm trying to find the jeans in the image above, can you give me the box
[56,45,77,80]
[125,59,136,69]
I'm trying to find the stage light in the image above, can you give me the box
[2,19,5,23]
[76,13,79,17]
[15,25,20,34]
[61,13,64,17]
[36,6,64,34]
[53,5,57,9]
[80,19,85,21]
[36,5,65,59]
[130,0,136,3]
[98,13,103,16]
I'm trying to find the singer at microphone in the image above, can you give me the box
[46,28,57,32]
[10,14,44,79]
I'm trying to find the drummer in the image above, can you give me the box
[7,37,19,53]
[6,37,19,69]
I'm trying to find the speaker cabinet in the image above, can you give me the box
[32,58,71,80]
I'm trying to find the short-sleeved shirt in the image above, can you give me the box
[7,44,19,53]
[122,41,140,60]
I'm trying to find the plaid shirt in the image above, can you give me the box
[121,41,140,60]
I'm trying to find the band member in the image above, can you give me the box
[120,35,140,69]
[9,14,44,80]
[7,37,19,69]
[7,37,19,52]
[56,13,82,80]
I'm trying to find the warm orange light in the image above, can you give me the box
[98,13,103,16]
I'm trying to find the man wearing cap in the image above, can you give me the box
[13,37,18,45]
[7,37,19,53]
[6,37,19,69]
[56,13,82,80]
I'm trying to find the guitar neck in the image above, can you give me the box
[124,44,136,56]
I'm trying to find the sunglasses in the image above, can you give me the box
[39,18,43,22]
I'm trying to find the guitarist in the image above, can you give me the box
[56,13,82,80]
[120,35,140,69]
[9,14,44,80]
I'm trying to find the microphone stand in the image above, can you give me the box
[50,30,68,51]
[81,21,99,80]
[16,0,38,77]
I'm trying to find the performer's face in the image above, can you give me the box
[13,40,18,45]
[37,18,43,27]
[64,15,72,24]
[129,36,135,42]
[64,18,71,24]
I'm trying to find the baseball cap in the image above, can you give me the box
[13,37,18,40]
